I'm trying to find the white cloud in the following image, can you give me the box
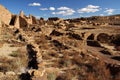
[100,14,104,16]
[40,8,48,11]
[87,5,99,9]
[35,16,40,19]
[52,11,66,15]
[52,6,75,16]
[57,7,70,10]
[29,2,41,6]
[104,8,115,15]
[78,5,100,13]
[49,7,55,11]
[40,7,55,11]
[52,12,56,15]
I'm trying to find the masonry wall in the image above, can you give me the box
[19,16,28,30]
[14,16,20,28]
[0,20,1,27]
[31,16,38,24]
[0,5,12,25]
[27,18,32,24]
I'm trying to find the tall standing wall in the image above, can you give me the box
[0,4,12,25]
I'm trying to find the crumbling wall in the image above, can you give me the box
[14,16,20,28]
[9,15,16,25]
[0,20,1,27]
[31,16,38,24]
[26,18,32,25]
[25,14,38,25]
[0,5,12,25]
[19,10,24,18]
[19,16,28,30]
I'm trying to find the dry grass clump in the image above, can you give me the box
[0,75,20,80]
[54,51,112,80]
[0,27,14,40]
[0,56,26,73]
[34,34,50,49]
[71,51,111,79]
[0,57,12,72]
[47,72,57,80]
[9,51,19,57]
[0,41,4,48]
[0,48,28,73]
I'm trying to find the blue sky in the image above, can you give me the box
[0,0,120,19]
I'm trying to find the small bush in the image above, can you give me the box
[47,73,56,80]
[9,51,19,57]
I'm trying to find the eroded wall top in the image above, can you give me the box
[0,4,12,25]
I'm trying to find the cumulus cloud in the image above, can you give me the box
[104,8,115,15]
[49,7,55,11]
[52,11,66,15]
[87,5,99,9]
[40,8,48,11]
[78,5,100,13]
[28,2,41,6]
[57,7,70,10]
[52,6,75,16]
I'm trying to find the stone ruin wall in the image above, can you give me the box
[0,5,12,25]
